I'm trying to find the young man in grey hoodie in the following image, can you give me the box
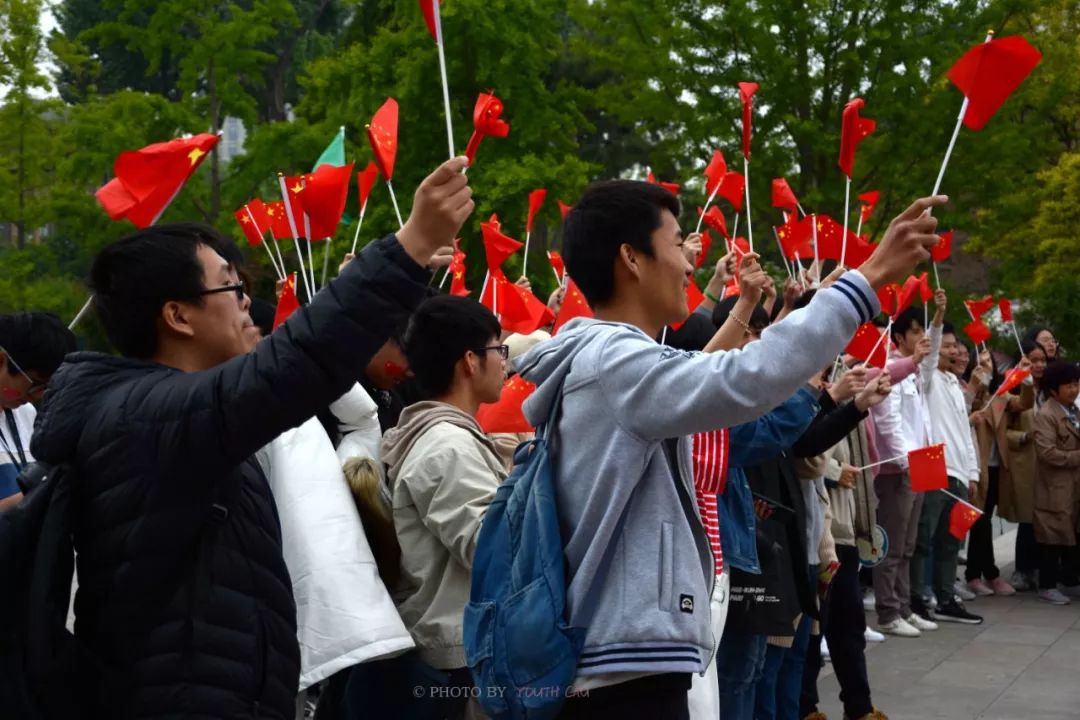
[380,294,509,719]
[514,180,947,718]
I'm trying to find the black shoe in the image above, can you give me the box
[933,600,983,625]
[910,595,934,622]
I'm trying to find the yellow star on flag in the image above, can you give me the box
[291,182,303,195]
[188,148,206,166]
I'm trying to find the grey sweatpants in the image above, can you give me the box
[873,472,924,625]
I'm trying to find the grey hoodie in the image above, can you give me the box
[515,271,879,679]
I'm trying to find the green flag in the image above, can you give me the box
[313,126,346,170]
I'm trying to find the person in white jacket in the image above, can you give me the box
[256,383,414,716]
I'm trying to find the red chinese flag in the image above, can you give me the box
[477,375,536,434]
[948,502,982,540]
[464,92,511,165]
[838,98,876,178]
[718,172,745,212]
[367,98,399,180]
[235,205,265,246]
[481,220,523,272]
[998,297,1013,322]
[771,178,799,211]
[557,200,572,219]
[647,171,680,196]
[698,206,730,239]
[551,278,593,335]
[299,162,354,240]
[897,275,923,318]
[931,230,954,262]
[95,134,220,228]
[964,318,992,345]
[776,214,814,261]
[845,322,887,369]
[547,251,565,282]
[738,81,759,160]
[281,175,307,238]
[480,272,554,335]
[247,198,271,229]
[273,273,301,329]
[419,0,442,42]
[449,240,470,298]
[918,272,933,303]
[877,283,900,318]
[996,367,1030,397]
[526,188,547,233]
[858,190,880,224]
[671,281,706,331]
[947,35,1042,131]
[844,234,876,269]
[965,295,995,318]
[357,161,379,210]
[265,201,293,240]
[908,444,948,492]
[704,150,728,196]
[696,230,713,269]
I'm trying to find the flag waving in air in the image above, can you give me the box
[299,162,354,240]
[838,98,876,178]
[858,190,881,224]
[704,150,728,196]
[551,278,593,335]
[477,376,536,434]
[357,162,379,211]
[964,318,992,345]
[526,189,547,233]
[771,178,799,212]
[464,91,511,165]
[947,35,1042,131]
[718,172,745,212]
[964,295,996,318]
[273,274,302,329]
[698,206,730,239]
[909,444,948,492]
[481,220,523,272]
[845,322,888,369]
[449,239,470,298]
[367,98,399,180]
[931,230,954,262]
[738,82,759,160]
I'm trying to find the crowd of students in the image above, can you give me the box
[2,156,1079,720]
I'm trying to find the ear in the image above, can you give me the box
[616,243,644,282]
[460,350,480,379]
[159,301,197,340]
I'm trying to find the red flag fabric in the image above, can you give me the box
[480,272,555,335]
[858,190,881,224]
[965,295,995,318]
[897,275,923,319]
[776,214,814,261]
[738,81,759,160]
[367,98,399,180]
[647,171,680,196]
[273,273,301,329]
[918,272,933,303]
[718,172,745,212]
[696,231,713,269]
[964,318,993,345]
[838,98,876,178]
[948,501,982,540]
[419,0,442,42]
[877,283,901,318]
[464,92,511,165]
[845,234,876,269]
[771,178,799,212]
[931,230,954,262]
[672,281,706,331]
[909,444,948,492]
[698,206,730,239]
[704,150,728,196]
[526,189,547,233]
[845,322,887,369]
[947,35,1042,131]
[235,205,265,246]
[551,278,593,335]
[449,239,470,298]
[95,134,219,228]
[357,162,379,210]
[996,367,1030,397]
[547,251,565,282]
[299,162,354,240]
[265,201,292,240]
[998,297,1013,322]
[477,375,536,433]
[557,200,572,219]
[281,175,307,238]
[481,221,523,272]
[810,214,870,267]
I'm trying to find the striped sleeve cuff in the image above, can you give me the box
[831,270,879,324]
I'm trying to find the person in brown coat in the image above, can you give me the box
[966,351,1035,595]
[1033,361,1080,605]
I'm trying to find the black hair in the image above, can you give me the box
[1041,361,1080,395]
[1023,326,1058,358]
[403,295,501,399]
[661,313,715,352]
[941,321,956,337]
[890,307,925,346]
[563,180,681,307]
[711,296,770,333]
[0,312,77,377]
[90,223,231,358]
[1019,339,1049,364]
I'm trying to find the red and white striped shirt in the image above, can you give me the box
[691,428,730,576]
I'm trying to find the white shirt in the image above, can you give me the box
[925,367,980,485]
[871,324,942,469]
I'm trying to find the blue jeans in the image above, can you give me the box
[755,614,812,720]
[716,628,767,719]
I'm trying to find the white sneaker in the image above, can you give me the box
[821,637,831,661]
[954,580,977,602]
[863,588,876,611]
[864,627,886,643]
[879,617,921,638]
[905,613,939,631]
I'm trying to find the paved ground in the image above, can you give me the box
[817,523,1080,720]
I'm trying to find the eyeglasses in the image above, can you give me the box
[477,344,510,360]
[0,344,48,399]
[196,283,246,302]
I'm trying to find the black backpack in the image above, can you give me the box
[0,463,91,719]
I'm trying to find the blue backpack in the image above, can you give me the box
[464,391,623,718]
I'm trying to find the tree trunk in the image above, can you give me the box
[209,58,221,222]
[15,98,27,250]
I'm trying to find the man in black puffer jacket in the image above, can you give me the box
[30,157,474,719]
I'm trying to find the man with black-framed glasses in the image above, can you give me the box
[28,157,475,718]
[0,312,76,512]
